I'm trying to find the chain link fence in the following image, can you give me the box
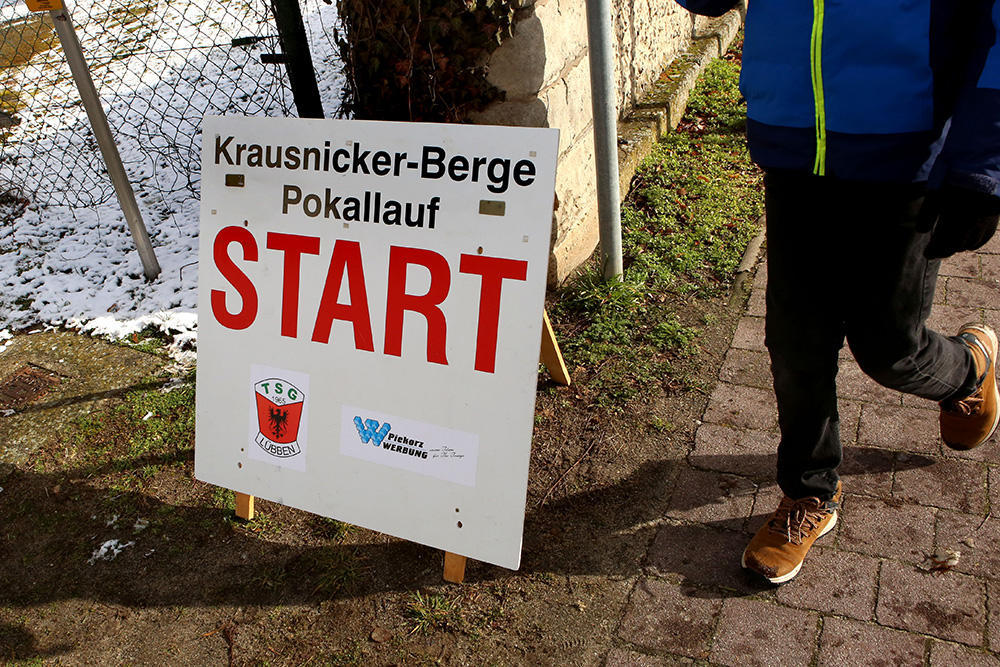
[0,0,342,220]
[0,0,343,329]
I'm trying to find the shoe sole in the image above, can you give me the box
[945,325,1000,450]
[740,511,838,585]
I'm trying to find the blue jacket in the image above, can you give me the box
[678,0,1000,197]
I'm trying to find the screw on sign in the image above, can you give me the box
[253,378,305,458]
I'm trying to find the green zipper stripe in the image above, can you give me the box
[810,0,827,176]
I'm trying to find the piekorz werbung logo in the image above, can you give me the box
[353,415,429,459]
[254,378,305,458]
[341,405,479,486]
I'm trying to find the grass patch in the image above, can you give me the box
[317,641,367,667]
[309,515,356,541]
[211,486,235,511]
[309,547,366,598]
[406,591,462,634]
[551,41,762,407]
[115,325,174,355]
[39,372,197,509]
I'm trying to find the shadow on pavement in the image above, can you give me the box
[0,444,936,660]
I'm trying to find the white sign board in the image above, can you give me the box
[195,116,559,569]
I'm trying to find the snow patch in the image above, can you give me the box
[0,0,345,361]
[88,539,135,564]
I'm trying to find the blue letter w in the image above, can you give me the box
[354,416,391,446]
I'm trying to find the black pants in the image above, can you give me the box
[764,170,979,501]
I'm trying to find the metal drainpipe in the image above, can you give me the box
[585,0,624,281]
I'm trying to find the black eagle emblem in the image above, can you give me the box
[268,406,289,438]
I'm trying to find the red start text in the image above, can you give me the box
[210,226,528,374]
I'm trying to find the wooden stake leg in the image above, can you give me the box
[443,552,466,583]
[235,492,255,520]
[540,310,571,386]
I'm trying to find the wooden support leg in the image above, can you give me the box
[443,552,466,583]
[235,492,255,520]
[540,309,571,386]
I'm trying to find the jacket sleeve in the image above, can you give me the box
[675,0,740,18]
[931,1,1000,198]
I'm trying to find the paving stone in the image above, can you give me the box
[816,616,926,667]
[988,581,1000,653]
[935,277,950,305]
[876,560,986,645]
[894,450,942,475]
[718,348,772,390]
[901,392,939,409]
[939,432,1000,464]
[647,522,766,594]
[946,278,1000,311]
[991,467,1000,512]
[773,546,879,621]
[835,399,863,447]
[665,468,757,531]
[752,262,767,289]
[935,511,1000,580]
[940,254,981,279]
[838,495,935,563]
[981,252,1000,280]
[927,304,983,338]
[980,234,1000,255]
[616,578,721,659]
[839,446,895,498]
[605,649,692,667]
[709,598,819,667]
[732,316,765,352]
[748,483,785,532]
[857,403,940,454]
[746,283,765,317]
[893,456,987,514]
[689,423,777,480]
[837,360,904,405]
[929,641,1000,667]
[702,383,777,431]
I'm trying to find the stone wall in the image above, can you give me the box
[471,0,739,284]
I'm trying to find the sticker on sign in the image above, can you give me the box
[248,364,309,472]
[25,0,63,11]
[341,405,479,487]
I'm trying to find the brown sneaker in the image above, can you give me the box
[741,482,841,584]
[940,324,1000,451]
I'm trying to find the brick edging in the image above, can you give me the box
[615,9,745,201]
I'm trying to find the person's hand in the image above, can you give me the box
[917,184,1000,259]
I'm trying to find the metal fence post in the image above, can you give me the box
[48,4,161,280]
[270,0,325,119]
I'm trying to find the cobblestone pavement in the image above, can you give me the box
[612,236,1000,666]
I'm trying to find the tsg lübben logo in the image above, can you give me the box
[254,378,305,458]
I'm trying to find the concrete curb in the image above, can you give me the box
[729,217,766,308]
[615,9,744,201]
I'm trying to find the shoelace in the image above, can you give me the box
[944,395,983,416]
[766,496,837,545]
